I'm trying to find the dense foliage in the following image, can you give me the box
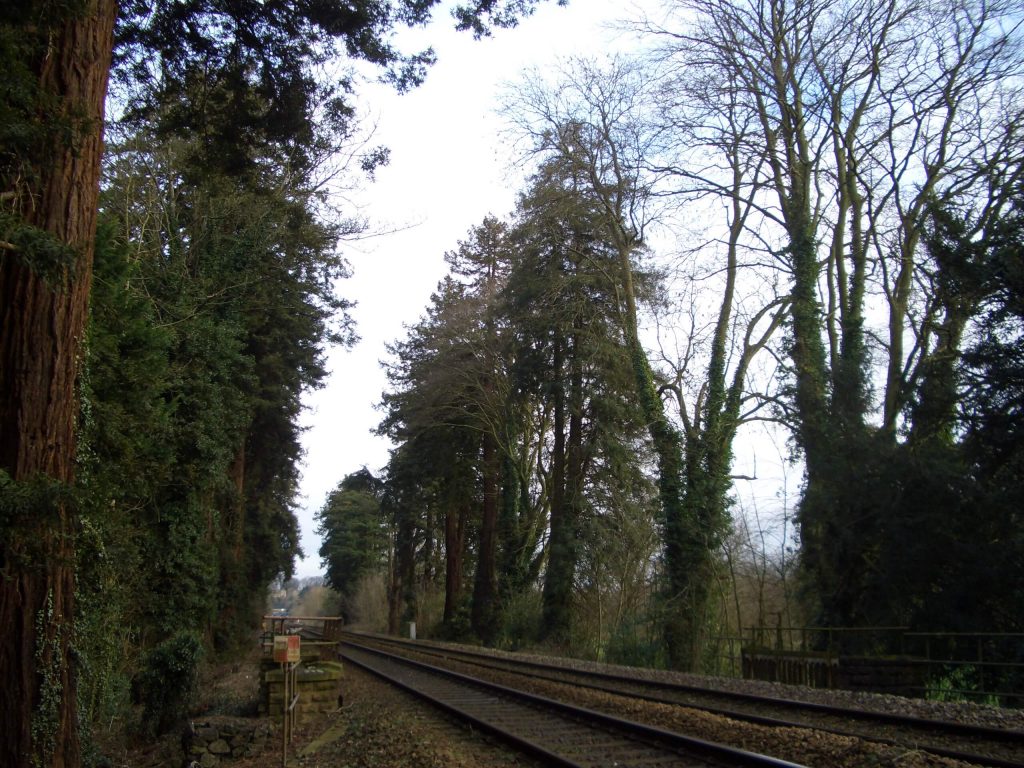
[75,114,357,734]
[317,469,387,614]
[370,168,664,653]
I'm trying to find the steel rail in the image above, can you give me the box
[340,638,809,768]
[341,631,1024,768]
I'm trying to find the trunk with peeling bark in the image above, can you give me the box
[0,2,116,765]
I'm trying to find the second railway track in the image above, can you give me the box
[340,632,1024,768]
[339,638,807,768]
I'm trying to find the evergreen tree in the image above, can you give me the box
[379,268,506,639]
[506,162,652,645]
[317,470,387,619]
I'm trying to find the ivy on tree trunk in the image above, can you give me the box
[0,2,116,765]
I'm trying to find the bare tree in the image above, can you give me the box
[640,0,1024,626]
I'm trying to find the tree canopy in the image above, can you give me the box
[317,0,1024,680]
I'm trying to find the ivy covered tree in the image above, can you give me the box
[69,116,355,738]
[2,0,558,761]
[0,3,116,762]
[504,57,780,669]
[640,0,1023,641]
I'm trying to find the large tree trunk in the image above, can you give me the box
[397,508,417,628]
[442,498,467,624]
[471,430,500,641]
[0,2,116,766]
[542,329,570,641]
[386,531,401,635]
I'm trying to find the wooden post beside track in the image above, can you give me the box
[273,635,301,766]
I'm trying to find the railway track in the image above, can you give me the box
[340,632,1024,768]
[339,639,808,768]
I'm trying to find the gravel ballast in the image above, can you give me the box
[411,637,1024,732]
[344,634,1024,767]
[224,634,1022,768]
[232,658,541,768]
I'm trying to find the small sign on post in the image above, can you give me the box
[273,634,301,663]
[273,635,301,767]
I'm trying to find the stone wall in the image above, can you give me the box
[260,660,343,723]
[183,717,273,766]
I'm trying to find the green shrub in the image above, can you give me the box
[495,589,543,651]
[136,631,204,737]
[605,616,665,668]
[929,664,1001,706]
[435,598,473,642]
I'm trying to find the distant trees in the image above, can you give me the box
[317,470,387,618]
[372,159,661,650]
[378,217,514,640]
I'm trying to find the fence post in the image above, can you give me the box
[978,636,985,698]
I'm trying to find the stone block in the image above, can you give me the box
[196,726,220,742]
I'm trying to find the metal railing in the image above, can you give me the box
[901,632,1024,704]
[742,624,910,655]
[261,615,344,661]
[715,625,1024,706]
